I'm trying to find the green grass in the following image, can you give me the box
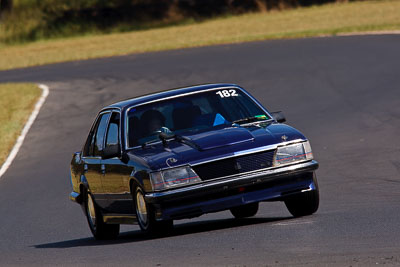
[0,0,399,70]
[0,83,41,167]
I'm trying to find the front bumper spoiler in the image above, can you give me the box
[146,160,318,203]
[145,160,318,220]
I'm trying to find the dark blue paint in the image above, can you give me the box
[129,122,305,170]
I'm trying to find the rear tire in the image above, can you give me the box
[84,191,120,240]
[230,202,259,218]
[284,174,319,217]
[134,187,173,235]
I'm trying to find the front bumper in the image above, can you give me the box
[145,160,319,220]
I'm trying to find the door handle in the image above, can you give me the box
[101,164,106,175]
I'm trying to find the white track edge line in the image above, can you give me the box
[336,30,400,36]
[314,30,400,38]
[0,84,49,178]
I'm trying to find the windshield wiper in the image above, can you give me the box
[233,117,257,124]
[159,132,201,150]
[141,139,160,149]
[232,116,270,125]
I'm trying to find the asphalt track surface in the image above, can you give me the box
[0,35,399,266]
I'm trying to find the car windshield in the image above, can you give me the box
[126,88,271,147]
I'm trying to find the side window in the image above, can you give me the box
[87,128,97,157]
[105,112,120,147]
[83,114,102,157]
[94,112,111,157]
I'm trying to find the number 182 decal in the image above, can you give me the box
[216,89,238,98]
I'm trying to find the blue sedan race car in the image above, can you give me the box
[69,84,319,239]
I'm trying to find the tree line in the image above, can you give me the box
[0,0,354,43]
[0,0,351,18]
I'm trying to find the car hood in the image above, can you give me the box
[128,123,306,170]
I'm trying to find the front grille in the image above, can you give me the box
[193,150,275,181]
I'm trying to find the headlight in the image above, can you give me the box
[274,141,313,166]
[150,166,201,191]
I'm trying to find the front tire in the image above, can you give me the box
[230,202,259,218]
[85,191,120,240]
[284,174,319,217]
[134,187,173,235]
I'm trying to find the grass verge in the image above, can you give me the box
[0,0,399,70]
[0,83,41,168]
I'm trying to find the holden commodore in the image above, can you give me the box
[69,84,319,239]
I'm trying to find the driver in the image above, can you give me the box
[140,109,166,137]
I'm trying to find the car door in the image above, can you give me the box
[82,111,111,209]
[101,111,134,214]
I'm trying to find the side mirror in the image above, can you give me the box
[102,144,121,159]
[270,111,286,123]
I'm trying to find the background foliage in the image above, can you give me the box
[0,0,356,44]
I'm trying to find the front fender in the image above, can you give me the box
[69,175,89,205]
[129,169,152,192]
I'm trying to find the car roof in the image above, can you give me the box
[103,83,242,111]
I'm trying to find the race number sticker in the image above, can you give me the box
[216,89,238,98]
